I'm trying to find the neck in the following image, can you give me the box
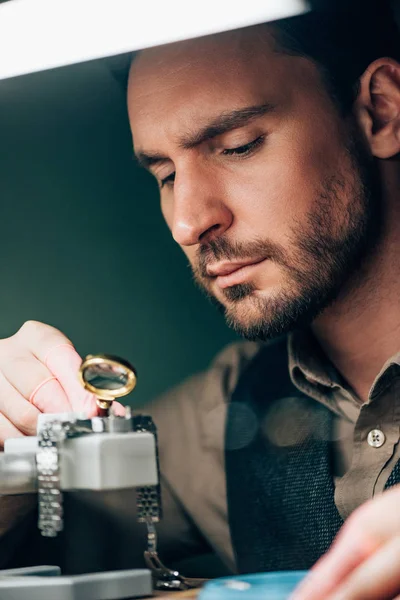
[312,163,400,404]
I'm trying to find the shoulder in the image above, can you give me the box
[146,340,263,419]
[210,336,288,391]
[143,338,290,452]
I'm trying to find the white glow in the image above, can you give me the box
[0,0,310,81]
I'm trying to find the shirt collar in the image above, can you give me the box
[370,352,400,399]
[288,329,400,418]
[288,329,341,388]
[288,329,358,419]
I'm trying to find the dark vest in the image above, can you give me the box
[225,336,400,574]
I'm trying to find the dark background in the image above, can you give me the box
[0,59,237,407]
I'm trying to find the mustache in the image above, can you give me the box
[196,237,288,279]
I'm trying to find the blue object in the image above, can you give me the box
[199,571,308,599]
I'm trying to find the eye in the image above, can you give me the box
[222,135,265,157]
[160,172,176,189]
[159,135,264,188]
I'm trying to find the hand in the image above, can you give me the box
[292,484,400,600]
[0,320,124,447]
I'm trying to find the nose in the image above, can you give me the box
[171,163,233,247]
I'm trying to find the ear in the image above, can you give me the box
[355,58,400,159]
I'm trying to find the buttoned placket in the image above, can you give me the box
[335,376,400,519]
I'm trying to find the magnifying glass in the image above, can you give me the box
[79,354,137,416]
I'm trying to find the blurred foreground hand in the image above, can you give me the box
[292,484,400,600]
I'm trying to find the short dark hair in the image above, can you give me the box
[270,1,400,112]
[111,1,400,113]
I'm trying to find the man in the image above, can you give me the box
[1,2,400,598]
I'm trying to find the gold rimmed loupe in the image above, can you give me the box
[79,354,137,416]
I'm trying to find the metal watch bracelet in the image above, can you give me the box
[36,418,92,537]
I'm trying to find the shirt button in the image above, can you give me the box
[367,429,386,448]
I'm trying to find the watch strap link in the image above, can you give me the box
[132,415,163,523]
[36,420,68,537]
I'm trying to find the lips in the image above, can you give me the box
[207,258,265,278]
[206,258,267,289]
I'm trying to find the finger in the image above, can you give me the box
[1,351,71,413]
[15,322,97,416]
[12,322,122,417]
[14,321,74,358]
[30,377,71,413]
[44,346,97,416]
[291,516,379,599]
[0,372,41,436]
[291,487,400,600]
[113,402,126,416]
[0,412,25,448]
[325,535,400,600]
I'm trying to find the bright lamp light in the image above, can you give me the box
[0,0,310,81]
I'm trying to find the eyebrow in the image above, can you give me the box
[135,102,275,171]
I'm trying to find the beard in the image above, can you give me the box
[191,128,383,341]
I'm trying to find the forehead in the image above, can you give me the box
[127,25,319,149]
[128,28,278,130]
[130,25,276,87]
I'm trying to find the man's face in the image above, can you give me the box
[128,25,379,340]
